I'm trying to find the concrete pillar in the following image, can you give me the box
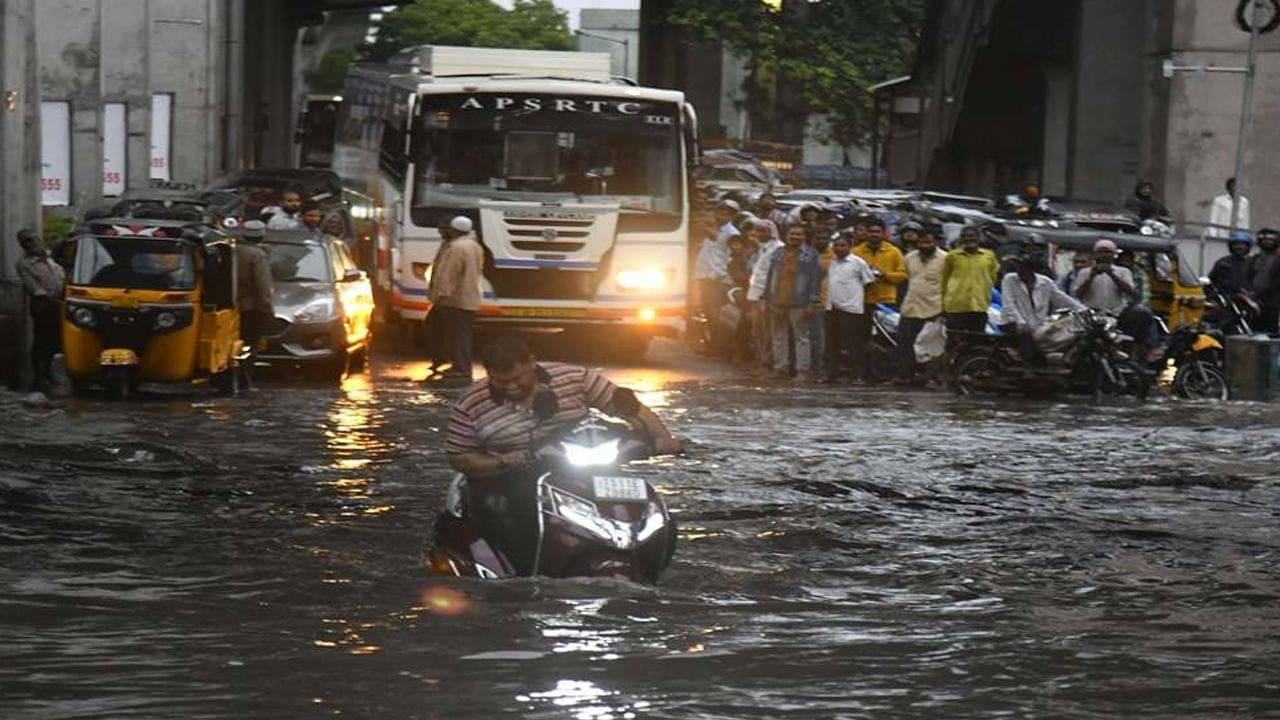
[1041,66,1072,197]
[100,0,152,194]
[243,0,298,168]
[1068,0,1144,203]
[36,0,103,213]
[1,0,41,277]
[0,0,41,389]
[1159,0,1280,234]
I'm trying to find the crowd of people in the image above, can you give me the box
[691,192,1280,386]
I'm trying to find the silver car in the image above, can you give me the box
[259,232,374,381]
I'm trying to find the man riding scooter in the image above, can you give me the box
[445,336,682,575]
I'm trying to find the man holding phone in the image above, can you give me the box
[1072,239,1134,315]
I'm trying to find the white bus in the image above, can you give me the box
[333,45,698,355]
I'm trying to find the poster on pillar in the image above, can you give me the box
[150,93,173,183]
[41,101,72,206]
[103,103,127,197]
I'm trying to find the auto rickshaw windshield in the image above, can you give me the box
[72,236,198,290]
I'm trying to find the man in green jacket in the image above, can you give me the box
[941,226,1000,338]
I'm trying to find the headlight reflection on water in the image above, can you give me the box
[516,679,650,720]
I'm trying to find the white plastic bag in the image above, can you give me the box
[914,318,947,363]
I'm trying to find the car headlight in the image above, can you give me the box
[155,311,177,329]
[72,306,96,328]
[295,297,338,323]
[615,268,670,291]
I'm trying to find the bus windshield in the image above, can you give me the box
[411,93,681,219]
[72,236,198,290]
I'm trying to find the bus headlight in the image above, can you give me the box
[616,268,669,291]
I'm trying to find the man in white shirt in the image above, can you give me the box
[746,219,785,369]
[823,233,877,383]
[264,190,304,230]
[1208,177,1250,239]
[1002,253,1084,365]
[1072,238,1135,314]
[694,200,739,310]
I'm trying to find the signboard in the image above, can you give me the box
[40,101,72,206]
[150,93,172,182]
[103,103,127,196]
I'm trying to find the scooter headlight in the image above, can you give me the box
[72,307,96,328]
[562,439,620,467]
[155,311,177,329]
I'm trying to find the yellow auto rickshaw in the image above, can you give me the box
[61,220,244,399]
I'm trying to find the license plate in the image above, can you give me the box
[592,476,649,502]
[503,307,589,318]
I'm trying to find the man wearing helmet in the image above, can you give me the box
[1247,229,1280,334]
[1209,230,1254,296]
[1072,238,1135,314]
[429,215,484,381]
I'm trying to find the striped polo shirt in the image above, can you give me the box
[446,362,618,456]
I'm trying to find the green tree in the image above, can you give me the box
[671,0,924,164]
[306,49,357,95]
[362,0,573,62]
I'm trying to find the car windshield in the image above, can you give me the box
[72,236,197,290]
[268,243,332,283]
[411,93,681,218]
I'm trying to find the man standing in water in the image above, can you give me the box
[15,229,65,392]
[428,215,484,382]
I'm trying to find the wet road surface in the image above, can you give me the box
[2,338,1279,719]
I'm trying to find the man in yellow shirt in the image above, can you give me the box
[852,216,907,309]
[940,225,1000,338]
[851,217,906,382]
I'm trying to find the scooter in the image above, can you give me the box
[425,392,676,582]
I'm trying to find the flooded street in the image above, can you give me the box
[2,338,1278,719]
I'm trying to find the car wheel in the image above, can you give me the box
[319,353,349,383]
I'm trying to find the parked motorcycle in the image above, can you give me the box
[1130,315,1228,400]
[425,396,676,582]
[1203,284,1261,337]
[954,309,1149,400]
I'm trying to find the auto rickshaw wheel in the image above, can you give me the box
[70,377,93,397]
[104,367,137,401]
[211,367,240,397]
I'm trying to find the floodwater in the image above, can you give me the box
[2,340,1278,719]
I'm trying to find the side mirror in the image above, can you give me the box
[610,387,641,417]
[342,268,366,282]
